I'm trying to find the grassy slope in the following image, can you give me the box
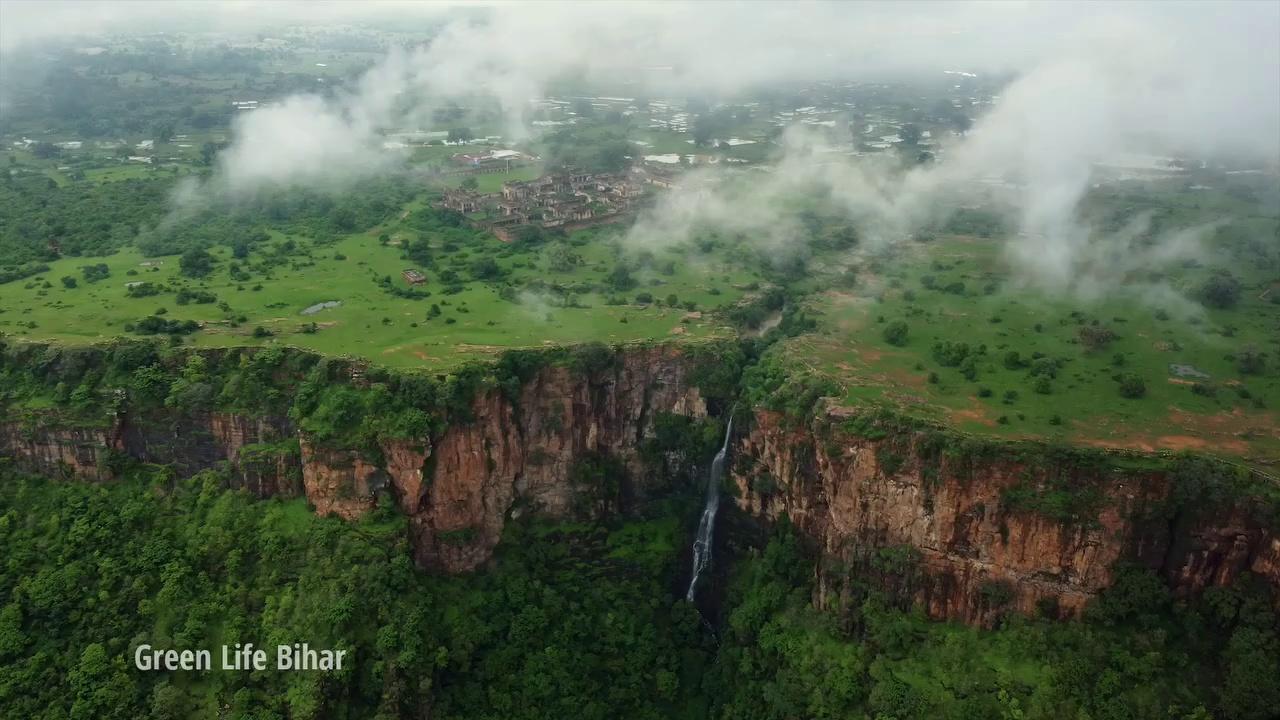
[0,196,757,370]
[794,233,1280,462]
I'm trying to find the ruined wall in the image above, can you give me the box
[731,409,1280,625]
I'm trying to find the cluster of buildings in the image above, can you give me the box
[446,148,532,175]
[441,169,659,236]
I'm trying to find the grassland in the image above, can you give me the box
[788,233,1280,463]
[0,193,759,370]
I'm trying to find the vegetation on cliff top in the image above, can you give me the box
[0,338,738,451]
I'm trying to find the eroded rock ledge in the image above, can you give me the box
[0,344,707,572]
[3,342,1276,624]
[730,408,1279,624]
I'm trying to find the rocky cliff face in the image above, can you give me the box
[0,411,303,496]
[731,409,1280,625]
[0,345,707,573]
[0,421,121,482]
[298,345,708,571]
[5,344,1275,624]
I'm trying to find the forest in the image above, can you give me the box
[0,464,1275,720]
[1,11,1278,719]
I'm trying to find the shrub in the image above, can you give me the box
[126,281,162,298]
[1078,324,1117,351]
[81,263,110,283]
[931,341,970,367]
[175,288,217,305]
[179,248,215,278]
[882,320,909,346]
[1029,357,1059,379]
[1118,373,1146,399]
[132,316,200,335]
[1237,345,1266,375]
[1198,270,1241,309]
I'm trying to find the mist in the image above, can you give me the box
[8,0,1277,299]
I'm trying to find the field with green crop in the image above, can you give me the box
[786,232,1280,462]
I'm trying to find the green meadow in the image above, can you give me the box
[787,234,1280,462]
[0,195,758,370]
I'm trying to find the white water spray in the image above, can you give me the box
[686,412,734,602]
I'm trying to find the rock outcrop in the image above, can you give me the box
[4,344,1276,625]
[0,421,121,482]
[731,409,1280,625]
[0,345,708,573]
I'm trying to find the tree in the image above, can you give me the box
[459,176,479,190]
[470,256,504,281]
[547,243,578,272]
[179,248,215,278]
[606,263,636,291]
[1220,626,1280,720]
[1198,271,1241,309]
[692,114,720,147]
[1033,375,1052,394]
[198,142,219,166]
[882,320,909,346]
[68,643,136,720]
[1078,324,1117,351]
[593,140,631,172]
[1118,373,1146,399]
[515,225,547,246]
[899,123,923,146]
[447,127,473,143]
[329,206,356,231]
[61,275,78,288]
[1237,345,1266,375]
[31,141,61,159]
[81,263,110,283]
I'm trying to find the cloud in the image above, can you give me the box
[7,1,1275,298]
[625,14,1279,298]
[209,49,417,194]
[118,3,1269,198]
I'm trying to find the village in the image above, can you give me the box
[439,162,676,239]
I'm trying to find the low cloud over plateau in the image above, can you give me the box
[10,0,1276,298]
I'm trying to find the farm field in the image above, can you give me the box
[787,234,1280,463]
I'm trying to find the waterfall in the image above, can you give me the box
[686,411,734,602]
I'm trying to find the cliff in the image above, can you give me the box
[0,344,708,573]
[292,345,707,570]
[3,339,1276,625]
[730,408,1280,625]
